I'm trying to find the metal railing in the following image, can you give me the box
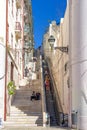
[15,22,21,31]
[40,55,50,127]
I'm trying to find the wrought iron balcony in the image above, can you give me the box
[24,25,30,33]
[23,42,33,52]
[7,45,16,58]
[16,0,21,9]
[15,22,21,41]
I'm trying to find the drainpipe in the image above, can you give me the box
[4,0,8,121]
[22,0,24,78]
[68,0,72,127]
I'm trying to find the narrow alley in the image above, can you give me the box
[1,56,75,130]
[1,0,87,130]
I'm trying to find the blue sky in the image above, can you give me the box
[32,0,67,48]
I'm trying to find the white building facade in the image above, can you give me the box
[0,0,7,124]
[69,0,87,129]
[0,0,24,123]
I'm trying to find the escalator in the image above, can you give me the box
[42,61,58,126]
[43,59,68,127]
[46,91,58,126]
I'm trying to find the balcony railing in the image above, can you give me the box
[15,22,21,41]
[15,22,21,31]
[16,0,21,9]
[7,45,16,58]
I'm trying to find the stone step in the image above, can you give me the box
[12,100,41,102]
[10,109,42,112]
[11,102,41,106]
[17,89,36,91]
[16,89,32,91]
[12,101,31,104]
[14,94,32,98]
[10,112,42,116]
[15,93,31,96]
[12,97,41,104]
[15,91,41,96]
[9,114,42,117]
[2,126,73,130]
[5,112,43,126]
[7,116,43,119]
[10,108,42,112]
[10,107,42,112]
[10,108,42,116]
[15,94,32,96]
[15,91,32,95]
[19,84,41,88]
[5,122,43,125]
[10,109,42,113]
[10,111,42,115]
[14,95,41,99]
[6,118,43,123]
[15,93,32,97]
[13,99,30,102]
[12,99,31,102]
[4,123,43,127]
[8,111,42,115]
[6,121,43,124]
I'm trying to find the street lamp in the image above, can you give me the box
[48,35,68,53]
[48,35,55,50]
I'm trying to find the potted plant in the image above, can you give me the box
[7,81,16,95]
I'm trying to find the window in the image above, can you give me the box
[16,11,18,21]
[11,34,13,49]
[8,0,10,5]
[64,62,68,72]
[12,0,14,16]
[67,77,70,88]
[7,24,9,43]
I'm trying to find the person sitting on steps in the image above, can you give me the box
[36,92,41,100]
[30,91,41,101]
[30,91,36,101]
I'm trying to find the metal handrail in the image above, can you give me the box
[40,55,47,127]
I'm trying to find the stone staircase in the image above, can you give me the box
[4,78,43,127]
